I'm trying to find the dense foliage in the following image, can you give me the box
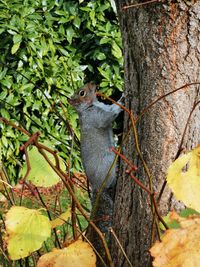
[0,0,123,179]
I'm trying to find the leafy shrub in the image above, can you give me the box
[0,0,123,179]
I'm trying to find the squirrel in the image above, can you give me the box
[69,82,123,260]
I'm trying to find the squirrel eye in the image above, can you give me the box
[79,90,86,97]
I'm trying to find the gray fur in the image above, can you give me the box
[69,83,123,255]
[69,83,122,191]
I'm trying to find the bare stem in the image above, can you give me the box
[122,0,163,10]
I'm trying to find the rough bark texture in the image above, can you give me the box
[112,1,200,266]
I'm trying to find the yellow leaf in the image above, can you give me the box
[37,240,96,267]
[50,208,71,229]
[167,145,200,212]
[150,213,200,267]
[21,145,65,187]
[5,206,51,260]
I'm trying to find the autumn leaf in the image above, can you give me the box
[50,208,71,229]
[150,212,200,267]
[21,145,65,187]
[167,145,200,212]
[5,206,51,260]
[37,240,96,267]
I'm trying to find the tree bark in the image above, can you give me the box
[112,1,200,266]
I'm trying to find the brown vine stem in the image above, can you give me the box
[0,118,112,266]
[138,82,200,122]
[157,99,200,203]
[175,99,200,160]
[72,223,107,267]
[112,148,168,230]
[97,93,164,239]
[0,163,15,205]
[35,145,113,267]
[0,117,31,136]
[35,187,61,249]
[20,132,41,150]
[59,102,78,239]
[34,142,111,265]
[96,93,153,193]
[111,148,148,193]
[110,227,134,267]
[122,0,163,10]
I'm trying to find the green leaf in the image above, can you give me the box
[112,41,122,59]
[1,136,8,148]
[1,77,12,89]
[97,67,110,80]
[100,36,110,45]
[11,42,21,54]
[89,10,96,27]
[96,52,106,60]
[0,90,7,99]
[1,109,10,119]
[66,26,75,44]
[100,81,109,87]
[13,34,22,43]
[73,17,81,28]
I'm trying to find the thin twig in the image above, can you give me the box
[112,149,168,230]
[122,0,163,10]
[0,117,31,137]
[157,100,200,203]
[97,93,153,194]
[36,145,114,267]
[35,187,61,249]
[109,227,134,267]
[175,100,200,160]
[111,148,150,194]
[138,82,200,122]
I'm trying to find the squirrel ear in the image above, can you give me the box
[88,81,97,92]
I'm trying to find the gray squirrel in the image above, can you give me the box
[69,82,123,261]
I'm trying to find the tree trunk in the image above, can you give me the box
[112,1,200,266]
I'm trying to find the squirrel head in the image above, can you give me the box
[68,82,97,112]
